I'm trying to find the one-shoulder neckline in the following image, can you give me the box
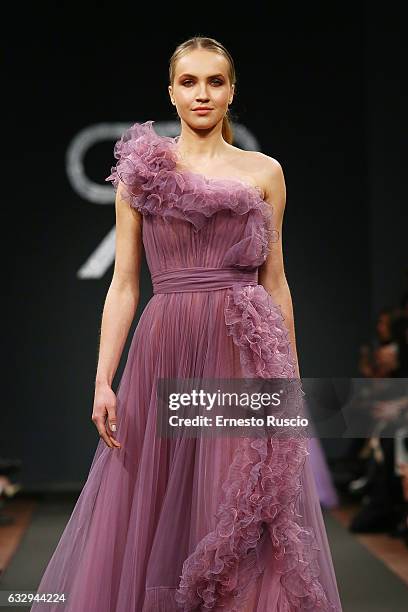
[106,119,279,244]
[165,134,267,203]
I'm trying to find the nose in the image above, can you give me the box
[196,83,210,101]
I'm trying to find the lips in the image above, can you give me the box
[193,108,212,111]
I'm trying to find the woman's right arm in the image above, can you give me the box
[92,182,143,448]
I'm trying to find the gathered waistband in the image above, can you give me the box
[151,266,258,294]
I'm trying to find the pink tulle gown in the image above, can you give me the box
[30,121,343,611]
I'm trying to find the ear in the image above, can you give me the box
[168,85,175,105]
[229,83,235,105]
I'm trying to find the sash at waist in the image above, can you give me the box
[151,266,258,294]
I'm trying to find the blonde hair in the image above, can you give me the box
[169,36,236,144]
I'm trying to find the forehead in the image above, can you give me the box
[174,49,229,77]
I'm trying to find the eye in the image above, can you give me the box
[181,78,224,86]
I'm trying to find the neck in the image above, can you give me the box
[175,122,228,162]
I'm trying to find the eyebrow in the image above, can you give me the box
[178,73,225,79]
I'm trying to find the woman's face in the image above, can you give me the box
[169,49,234,133]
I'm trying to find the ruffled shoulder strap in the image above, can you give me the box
[105,120,279,252]
[105,120,179,211]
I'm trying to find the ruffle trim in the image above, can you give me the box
[105,120,279,246]
[175,436,335,611]
[174,285,338,611]
[224,284,298,378]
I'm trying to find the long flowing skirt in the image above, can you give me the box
[31,289,342,611]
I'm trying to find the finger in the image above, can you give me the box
[106,412,121,447]
[100,430,114,448]
[105,421,121,448]
[108,433,121,448]
[94,418,114,448]
[106,410,117,433]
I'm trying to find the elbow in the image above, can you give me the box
[258,268,288,295]
[111,273,140,299]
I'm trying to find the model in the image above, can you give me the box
[31,36,343,611]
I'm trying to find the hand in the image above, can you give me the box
[92,383,122,449]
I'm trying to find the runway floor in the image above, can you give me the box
[0,494,407,611]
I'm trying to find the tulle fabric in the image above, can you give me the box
[30,121,342,611]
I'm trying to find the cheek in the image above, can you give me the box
[212,89,230,105]
[177,90,196,106]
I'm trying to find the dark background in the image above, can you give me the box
[3,4,407,489]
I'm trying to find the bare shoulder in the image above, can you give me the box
[242,150,285,205]
[252,151,284,192]
[226,145,285,204]
[252,150,283,174]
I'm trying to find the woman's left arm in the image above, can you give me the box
[258,156,301,378]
